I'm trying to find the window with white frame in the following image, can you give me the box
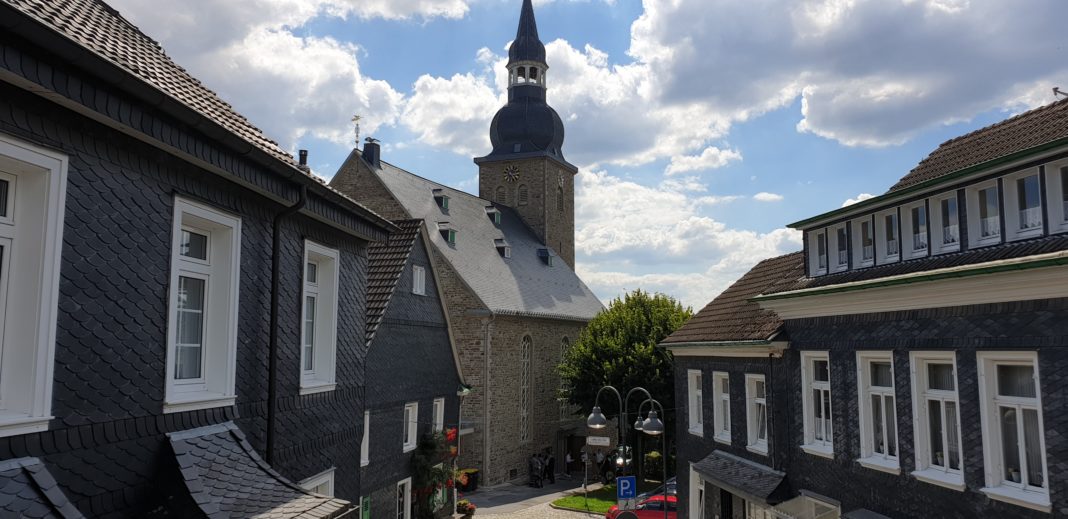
[300,468,335,496]
[403,402,418,452]
[1045,162,1068,232]
[1004,169,1043,241]
[301,241,339,394]
[396,477,412,519]
[831,225,848,272]
[801,352,833,456]
[0,135,67,437]
[910,352,963,490]
[931,194,960,254]
[687,370,703,436]
[967,181,1001,247]
[361,410,371,466]
[712,372,731,443]
[412,265,426,296]
[876,209,899,263]
[433,397,445,432]
[903,203,928,258]
[746,374,768,454]
[165,198,241,413]
[857,353,898,472]
[809,229,828,275]
[977,352,1050,511]
[521,335,532,442]
[852,216,874,267]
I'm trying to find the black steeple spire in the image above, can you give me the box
[508,0,546,66]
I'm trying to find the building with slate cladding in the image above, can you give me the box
[665,97,1068,519]
[330,0,604,486]
[0,0,395,516]
[360,219,465,518]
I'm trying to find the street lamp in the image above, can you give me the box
[636,400,669,519]
[587,406,609,429]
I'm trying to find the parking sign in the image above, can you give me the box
[616,475,637,506]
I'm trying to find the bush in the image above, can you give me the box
[644,451,663,479]
[456,499,477,515]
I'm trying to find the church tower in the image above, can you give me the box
[476,0,578,268]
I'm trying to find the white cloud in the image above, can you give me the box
[665,146,742,175]
[842,193,876,206]
[753,192,784,202]
[402,73,502,156]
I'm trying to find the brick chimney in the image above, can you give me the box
[362,139,381,168]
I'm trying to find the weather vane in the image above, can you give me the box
[351,114,361,146]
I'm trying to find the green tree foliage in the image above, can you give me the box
[558,289,692,427]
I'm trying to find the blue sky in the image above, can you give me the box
[108,0,1066,308]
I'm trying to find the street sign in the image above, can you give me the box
[617,476,637,507]
[587,435,610,447]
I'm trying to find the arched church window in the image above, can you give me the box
[517,66,526,82]
[521,335,532,442]
[496,186,507,204]
[557,186,564,213]
[529,67,538,80]
[518,184,529,206]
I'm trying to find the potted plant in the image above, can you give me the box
[456,499,477,517]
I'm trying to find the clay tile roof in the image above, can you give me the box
[366,219,423,344]
[0,457,85,519]
[889,98,1068,192]
[662,252,804,344]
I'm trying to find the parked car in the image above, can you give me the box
[606,495,678,519]
[636,477,677,501]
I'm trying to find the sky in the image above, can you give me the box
[107,0,1067,310]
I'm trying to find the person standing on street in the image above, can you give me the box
[546,449,556,484]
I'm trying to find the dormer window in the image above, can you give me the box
[933,194,960,254]
[967,181,1001,247]
[808,229,828,275]
[1005,170,1042,241]
[438,222,456,244]
[495,239,512,258]
[537,248,555,267]
[485,206,501,225]
[884,214,899,257]
[1061,167,1068,225]
[903,202,928,259]
[852,216,874,267]
[433,189,449,210]
[1043,162,1068,232]
[830,225,848,272]
[875,209,900,264]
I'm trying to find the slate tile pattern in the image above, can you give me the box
[662,252,804,344]
[691,451,786,504]
[0,457,85,519]
[889,97,1068,192]
[168,422,356,519]
[365,219,422,344]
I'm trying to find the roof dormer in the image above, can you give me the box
[537,248,555,267]
[433,188,450,210]
[495,239,512,258]
[485,206,501,225]
[437,222,456,244]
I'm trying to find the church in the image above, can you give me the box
[329,0,604,486]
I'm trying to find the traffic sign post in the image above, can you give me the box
[617,475,637,510]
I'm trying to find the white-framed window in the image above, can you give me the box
[521,335,532,442]
[977,351,1050,512]
[909,352,964,490]
[967,180,1001,247]
[687,369,704,436]
[1044,161,1068,232]
[412,265,426,296]
[746,374,768,455]
[0,134,67,437]
[856,352,898,473]
[1003,169,1044,241]
[688,464,705,519]
[931,194,960,254]
[810,229,828,275]
[165,198,241,414]
[403,402,418,452]
[396,477,412,519]
[433,397,445,432]
[902,202,928,258]
[851,216,875,267]
[875,209,900,264]
[300,468,335,496]
[830,224,848,272]
[361,410,371,466]
[801,351,833,457]
[301,241,339,395]
[712,372,731,443]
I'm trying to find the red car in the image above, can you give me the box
[605,494,678,519]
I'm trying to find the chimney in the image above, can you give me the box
[362,138,381,168]
[297,149,311,173]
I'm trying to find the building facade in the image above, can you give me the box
[668,99,1068,518]
[0,0,393,516]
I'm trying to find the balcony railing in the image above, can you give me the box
[1018,207,1042,230]
[913,232,928,251]
[980,217,1000,238]
[942,225,959,245]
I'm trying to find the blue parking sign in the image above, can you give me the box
[616,476,637,499]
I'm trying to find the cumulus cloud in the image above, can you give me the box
[402,73,502,156]
[753,192,784,202]
[842,193,876,206]
[665,146,742,175]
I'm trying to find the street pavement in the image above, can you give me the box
[461,477,604,518]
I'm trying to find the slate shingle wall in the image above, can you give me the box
[0,60,368,517]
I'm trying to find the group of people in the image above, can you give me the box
[527,450,556,488]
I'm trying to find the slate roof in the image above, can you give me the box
[168,422,356,519]
[366,219,423,343]
[692,451,787,505]
[889,97,1068,192]
[662,252,804,344]
[762,233,1068,296]
[373,161,604,320]
[0,457,84,519]
[508,0,547,66]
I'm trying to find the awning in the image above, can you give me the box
[169,422,357,518]
[0,457,84,518]
[692,451,788,505]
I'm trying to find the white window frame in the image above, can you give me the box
[829,224,849,272]
[361,410,371,466]
[1003,168,1044,241]
[0,134,67,437]
[977,351,1051,512]
[808,229,828,276]
[931,193,960,254]
[300,241,339,395]
[745,374,768,455]
[300,467,336,496]
[687,369,704,436]
[856,352,899,474]
[909,351,965,491]
[433,397,445,432]
[967,180,1002,248]
[1045,159,1068,233]
[902,201,929,259]
[874,208,900,264]
[403,402,419,452]
[412,265,426,296]
[689,464,704,519]
[712,371,731,444]
[164,198,241,414]
[800,351,833,458]
[396,477,412,519]
[851,216,875,268]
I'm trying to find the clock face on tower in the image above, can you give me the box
[503,165,521,182]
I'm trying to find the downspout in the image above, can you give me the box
[767,352,780,471]
[482,317,494,483]
[266,185,308,464]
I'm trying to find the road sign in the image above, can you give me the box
[617,475,637,502]
[587,435,610,447]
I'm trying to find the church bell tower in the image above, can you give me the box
[476,0,578,268]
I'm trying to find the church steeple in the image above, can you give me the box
[508,0,547,86]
